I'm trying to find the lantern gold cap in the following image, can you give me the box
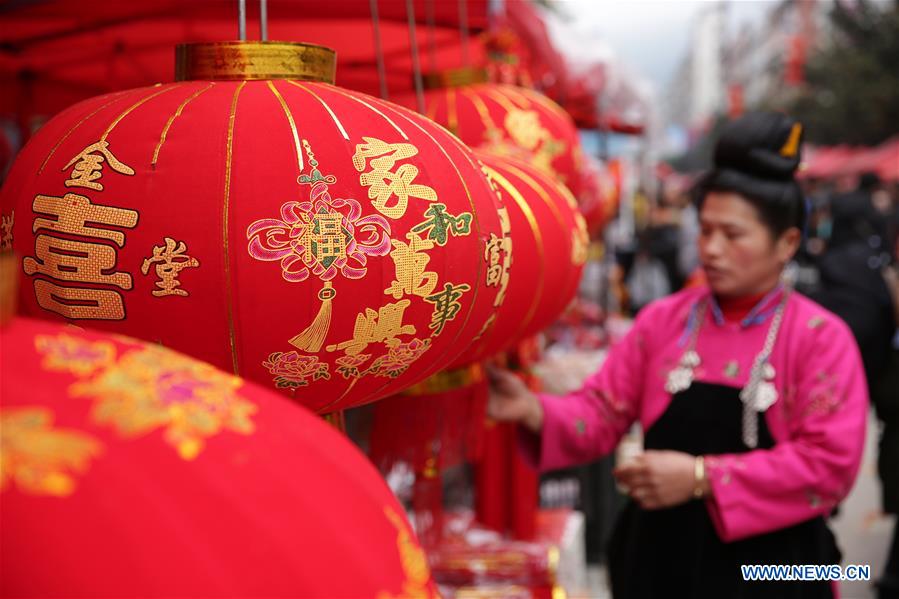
[422,66,489,90]
[175,41,337,84]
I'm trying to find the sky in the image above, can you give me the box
[548,0,772,91]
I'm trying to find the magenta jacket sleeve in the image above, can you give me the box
[519,308,650,472]
[704,316,869,542]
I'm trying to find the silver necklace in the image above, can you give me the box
[664,288,792,448]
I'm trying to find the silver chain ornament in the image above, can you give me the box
[665,289,792,448]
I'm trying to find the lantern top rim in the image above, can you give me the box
[175,41,337,84]
[422,66,489,90]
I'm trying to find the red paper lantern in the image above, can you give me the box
[452,153,588,365]
[0,313,438,598]
[403,81,584,199]
[0,42,511,413]
[579,154,621,237]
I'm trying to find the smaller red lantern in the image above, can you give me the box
[450,152,588,366]
[399,79,584,199]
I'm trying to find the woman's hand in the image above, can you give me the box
[486,367,543,433]
[613,450,709,509]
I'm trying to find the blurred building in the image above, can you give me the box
[665,0,831,138]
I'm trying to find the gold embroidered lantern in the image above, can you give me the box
[0,42,511,413]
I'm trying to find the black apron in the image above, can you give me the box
[608,382,840,598]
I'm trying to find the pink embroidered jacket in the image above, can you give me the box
[522,285,868,543]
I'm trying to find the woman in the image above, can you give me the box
[488,112,868,598]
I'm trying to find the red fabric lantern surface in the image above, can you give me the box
[579,154,621,237]
[452,153,588,366]
[0,42,510,413]
[0,315,438,598]
[401,84,584,200]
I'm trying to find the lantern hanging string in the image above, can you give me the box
[458,0,470,66]
[260,0,268,41]
[238,0,247,41]
[369,0,390,100]
[425,0,438,73]
[406,0,426,114]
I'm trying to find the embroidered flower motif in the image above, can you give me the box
[34,334,257,461]
[368,339,431,379]
[803,370,842,417]
[589,388,630,426]
[335,353,372,380]
[247,181,391,283]
[263,351,331,388]
[705,455,747,486]
[807,316,825,330]
[0,407,102,496]
[71,345,256,460]
[35,334,115,376]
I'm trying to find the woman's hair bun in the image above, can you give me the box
[713,112,803,182]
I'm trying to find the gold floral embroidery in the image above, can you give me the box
[368,339,431,379]
[36,334,257,460]
[335,353,372,380]
[36,334,116,376]
[377,507,438,599]
[0,407,102,496]
[263,351,331,388]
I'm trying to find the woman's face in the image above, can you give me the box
[698,191,800,298]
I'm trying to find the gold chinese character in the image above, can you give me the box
[504,109,544,151]
[63,141,135,191]
[483,207,512,307]
[385,233,438,300]
[572,213,589,266]
[33,280,126,320]
[300,210,347,267]
[24,235,132,290]
[141,237,200,297]
[326,300,416,356]
[352,137,437,219]
[0,210,13,251]
[32,193,138,247]
[409,203,472,246]
[424,282,471,336]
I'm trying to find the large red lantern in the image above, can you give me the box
[0,42,511,413]
[0,312,438,597]
[402,77,584,199]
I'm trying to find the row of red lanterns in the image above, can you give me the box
[1,41,601,414]
[0,39,607,597]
